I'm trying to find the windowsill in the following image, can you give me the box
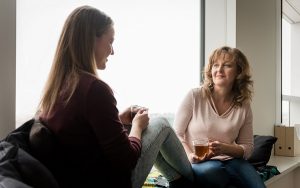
[265,155,300,187]
[282,95,300,102]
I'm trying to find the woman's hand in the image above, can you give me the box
[188,153,201,163]
[129,108,149,140]
[209,140,244,158]
[188,152,212,164]
[119,105,146,125]
[119,106,132,125]
[132,108,149,131]
[209,140,225,156]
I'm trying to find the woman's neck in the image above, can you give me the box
[212,87,233,103]
[210,87,234,115]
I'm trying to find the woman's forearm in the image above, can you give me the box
[223,143,244,158]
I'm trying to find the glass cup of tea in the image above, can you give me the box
[192,138,209,158]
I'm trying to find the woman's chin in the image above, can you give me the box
[96,63,106,70]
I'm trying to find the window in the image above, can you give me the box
[16,0,201,125]
[282,18,291,125]
[281,17,300,126]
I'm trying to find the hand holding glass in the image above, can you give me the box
[192,138,209,158]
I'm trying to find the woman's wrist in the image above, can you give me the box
[129,124,142,139]
[223,143,244,158]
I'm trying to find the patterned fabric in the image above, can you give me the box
[256,165,280,182]
[143,168,168,188]
[144,165,280,187]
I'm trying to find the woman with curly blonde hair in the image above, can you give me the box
[203,46,253,107]
[174,46,265,188]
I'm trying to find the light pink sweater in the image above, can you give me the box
[173,87,254,160]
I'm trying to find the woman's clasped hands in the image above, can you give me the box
[190,139,226,163]
[119,105,149,130]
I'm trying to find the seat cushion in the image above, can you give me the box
[0,175,32,188]
[0,141,59,188]
[247,135,278,168]
[17,146,59,188]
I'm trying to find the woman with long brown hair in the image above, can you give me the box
[37,5,194,188]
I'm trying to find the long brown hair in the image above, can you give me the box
[38,6,113,117]
[202,46,253,106]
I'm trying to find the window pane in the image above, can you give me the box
[16,0,201,125]
[281,18,291,125]
[281,18,300,126]
[282,100,289,125]
[282,18,291,96]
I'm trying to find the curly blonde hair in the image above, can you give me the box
[202,46,253,106]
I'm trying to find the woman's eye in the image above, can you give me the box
[224,64,232,67]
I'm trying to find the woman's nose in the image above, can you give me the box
[217,65,224,71]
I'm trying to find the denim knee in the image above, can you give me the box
[225,159,266,188]
[192,161,229,188]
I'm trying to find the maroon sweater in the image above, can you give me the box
[39,73,141,188]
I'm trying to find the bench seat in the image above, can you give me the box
[265,156,300,188]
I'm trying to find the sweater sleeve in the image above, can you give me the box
[173,89,194,144]
[85,80,141,170]
[236,104,254,159]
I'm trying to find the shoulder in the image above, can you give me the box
[244,102,252,115]
[235,102,252,118]
[180,87,207,106]
[79,73,112,93]
[239,102,252,111]
[189,86,206,99]
[77,73,115,103]
[187,87,199,95]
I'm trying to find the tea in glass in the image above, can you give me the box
[192,139,209,158]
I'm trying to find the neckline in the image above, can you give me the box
[208,95,234,117]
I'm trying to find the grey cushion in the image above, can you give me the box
[17,146,59,188]
[0,175,32,188]
[0,141,59,188]
[0,142,23,181]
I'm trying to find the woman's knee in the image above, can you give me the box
[149,116,171,129]
[141,116,173,147]
[192,162,229,186]
[192,163,222,177]
[227,159,255,173]
[148,116,173,132]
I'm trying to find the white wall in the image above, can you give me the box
[206,0,280,135]
[236,0,280,135]
[0,0,16,139]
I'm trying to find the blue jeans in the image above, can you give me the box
[192,158,266,188]
[131,117,194,188]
